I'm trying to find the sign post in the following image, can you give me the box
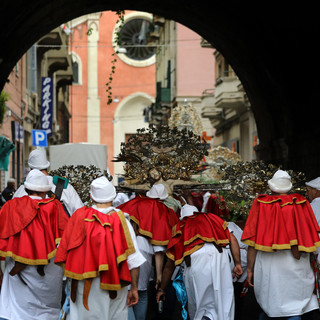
[40,77,53,136]
[32,129,47,147]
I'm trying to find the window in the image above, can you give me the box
[118,18,155,61]
[113,12,156,67]
[70,52,82,85]
[72,60,79,84]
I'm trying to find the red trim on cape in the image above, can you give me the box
[241,193,320,252]
[117,195,179,245]
[55,207,133,289]
[0,196,68,264]
[166,212,230,264]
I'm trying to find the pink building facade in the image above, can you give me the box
[0,59,25,189]
[69,11,156,178]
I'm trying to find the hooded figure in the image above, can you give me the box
[241,169,320,318]
[118,183,179,293]
[157,204,241,320]
[55,176,145,320]
[13,147,83,216]
[267,169,292,194]
[0,169,69,320]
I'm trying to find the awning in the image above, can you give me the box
[0,136,16,171]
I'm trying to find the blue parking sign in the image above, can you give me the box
[32,129,47,147]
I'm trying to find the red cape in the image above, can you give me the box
[118,195,179,245]
[0,196,68,264]
[55,207,135,290]
[241,193,320,252]
[190,192,203,211]
[205,195,229,218]
[166,212,230,265]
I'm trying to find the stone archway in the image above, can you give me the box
[113,92,154,184]
[1,1,319,177]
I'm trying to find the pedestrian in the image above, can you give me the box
[157,204,243,320]
[241,169,320,319]
[0,169,69,320]
[13,147,83,216]
[1,178,16,203]
[54,175,146,320]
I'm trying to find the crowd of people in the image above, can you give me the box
[0,147,320,320]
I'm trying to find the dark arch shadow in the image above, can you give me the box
[1,1,320,178]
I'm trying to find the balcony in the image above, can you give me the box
[200,89,223,119]
[154,15,165,26]
[214,76,246,111]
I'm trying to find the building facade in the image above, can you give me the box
[0,25,73,190]
[68,11,156,182]
[149,17,258,162]
[150,19,215,142]
[201,49,258,161]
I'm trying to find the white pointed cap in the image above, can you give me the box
[180,204,198,220]
[28,148,50,170]
[90,176,116,203]
[306,177,320,191]
[24,169,53,192]
[146,184,168,200]
[268,169,292,193]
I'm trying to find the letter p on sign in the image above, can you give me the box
[32,129,48,147]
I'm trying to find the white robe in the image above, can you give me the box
[68,206,146,320]
[0,256,63,320]
[254,250,318,317]
[183,243,235,320]
[0,195,64,320]
[310,197,320,262]
[227,222,248,283]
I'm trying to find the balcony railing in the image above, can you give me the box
[214,76,245,110]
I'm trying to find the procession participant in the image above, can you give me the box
[113,191,130,207]
[226,221,248,320]
[242,170,320,319]
[118,183,179,288]
[0,169,69,320]
[55,176,146,320]
[157,204,242,320]
[13,147,84,216]
[128,220,154,320]
[306,177,320,226]
[118,183,180,319]
[202,191,229,218]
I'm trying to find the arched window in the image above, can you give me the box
[72,60,79,83]
[70,52,82,85]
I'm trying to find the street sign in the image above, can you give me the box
[32,129,47,147]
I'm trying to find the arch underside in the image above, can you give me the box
[1,1,319,178]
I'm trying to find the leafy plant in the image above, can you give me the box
[0,91,9,125]
[106,10,125,105]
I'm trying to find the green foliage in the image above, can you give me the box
[106,10,125,105]
[0,91,8,125]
